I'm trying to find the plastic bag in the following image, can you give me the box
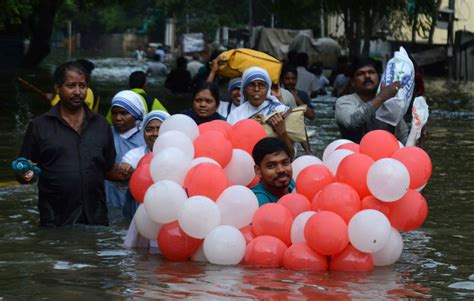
[376,47,415,126]
[405,96,429,146]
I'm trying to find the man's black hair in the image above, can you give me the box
[280,64,298,80]
[193,80,220,107]
[252,137,290,166]
[153,53,161,62]
[176,56,188,68]
[129,71,147,89]
[75,59,95,74]
[349,57,379,78]
[54,61,89,86]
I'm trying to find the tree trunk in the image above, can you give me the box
[428,0,442,44]
[361,9,372,56]
[21,0,62,68]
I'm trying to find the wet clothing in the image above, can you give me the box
[105,126,145,209]
[181,108,225,125]
[19,105,115,227]
[147,62,169,77]
[296,66,319,98]
[251,180,295,207]
[335,93,408,144]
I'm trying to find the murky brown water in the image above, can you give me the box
[0,51,473,299]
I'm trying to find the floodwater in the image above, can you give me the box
[0,52,473,299]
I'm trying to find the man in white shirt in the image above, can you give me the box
[295,52,319,98]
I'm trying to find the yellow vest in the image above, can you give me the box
[50,88,99,112]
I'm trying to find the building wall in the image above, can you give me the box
[430,0,474,44]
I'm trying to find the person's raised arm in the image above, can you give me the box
[267,113,295,159]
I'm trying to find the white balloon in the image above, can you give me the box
[323,149,354,176]
[134,205,163,241]
[178,196,221,239]
[322,139,353,162]
[292,155,323,181]
[191,157,221,168]
[372,227,403,266]
[290,211,316,244]
[150,147,192,185]
[348,209,392,253]
[158,114,199,141]
[153,130,194,160]
[203,225,246,265]
[144,180,187,224]
[190,244,208,262]
[367,158,410,202]
[216,185,259,228]
[224,149,255,186]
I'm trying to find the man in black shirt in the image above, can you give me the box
[16,61,120,227]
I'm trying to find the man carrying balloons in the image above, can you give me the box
[251,137,294,206]
[334,57,408,144]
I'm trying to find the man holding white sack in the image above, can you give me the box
[335,57,409,144]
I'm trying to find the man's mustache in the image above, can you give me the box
[273,173,290,180]
[363,79,374,85]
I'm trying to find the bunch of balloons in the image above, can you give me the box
[130,118,431,272]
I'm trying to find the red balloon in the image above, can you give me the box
[361,195,390,217]
[392,146,432,189]
[157,221,203,261]
[247,175,260,188]
[198,121,230,139]
[212,120,232,136]
[252,203,294,246]
[295,165,335,201]
[336,153,374,199]
[193,130,233,168]
[129,163,154,203]
[244,236,288,268]
[336,143,360,153]
[240,225,256,244]
[138,152,153,166]
[330,244,373,272]
[229,119,267,155]
[359,130,400,160]
[277,193,311,218]
[283,242,328,272]
[313,182,361,223]
[184,163,228,201]
[304,211,349,256]
[388,189,428,231]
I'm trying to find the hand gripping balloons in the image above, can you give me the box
[387,189,428,231]
[153,130,195,160]
[283,243,328,272]
[244,236,288,268]
[178,196,221,239]
[392,146,432,189]
[291,155,323,181]
[277,193,311,218]
[143,180,188,224]
[252,203,294,246]
[224,149,256,186]
[216,185,259,229]
[330,244,373,272]
[314,182,361,223]
[129,163,154,203]
[158,114,199,141]
[336,153,374,199]
[150,147,192,185]
[193,131,233,168]
[348,209,391,253]
[304,211,349,256]
[372,227,403,266]
[158,221,202,261]
[229,119,267,155]
[203,225,246,265]
[134,205,163,241]
[184,163,228,201]
[290,211,316,245]
[295,165,335,201]
[367,158,410,202]
[359,130,400,160]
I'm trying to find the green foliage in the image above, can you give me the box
[0,0,35,32]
